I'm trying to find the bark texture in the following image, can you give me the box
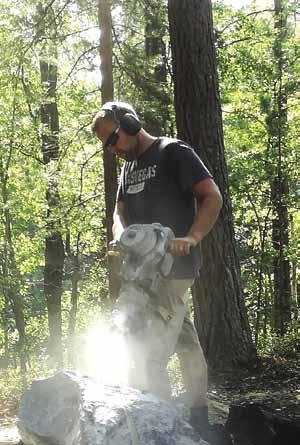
[66,231,80,366]
[270,0,291,335]
[39,17,65,367]
[144,0,170,135]
[168,0,256,368]
[99,0,119,300]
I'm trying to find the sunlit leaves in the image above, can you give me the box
[215,0,299,339]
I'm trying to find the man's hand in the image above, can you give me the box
[108,239,121,257]
[169,236,198,256]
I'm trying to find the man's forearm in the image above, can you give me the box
[112,213,127,240]
[187,195,223,244]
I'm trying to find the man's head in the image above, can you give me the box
[91,101,142,160]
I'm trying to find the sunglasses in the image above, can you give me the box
[104,127,120,150]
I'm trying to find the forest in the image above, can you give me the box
[0,0,299,434]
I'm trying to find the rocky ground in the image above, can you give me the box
[0,355,299,444]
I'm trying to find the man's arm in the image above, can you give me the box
[112,200,128,240]
[169,178,223,256]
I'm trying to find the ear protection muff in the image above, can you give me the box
[102,102,142,135]
[119,112,142,135]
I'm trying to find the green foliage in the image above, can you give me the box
[0,0,107,371]
[111,0,174,135]
[214,0,299,342]
[0,360,54,418]
[258,327,300,359]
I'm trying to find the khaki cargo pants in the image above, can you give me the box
[123,278,207,406]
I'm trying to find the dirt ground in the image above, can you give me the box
[208,356,300,424]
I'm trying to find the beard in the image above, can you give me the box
[124,151,137,161]
[123,139,140,161]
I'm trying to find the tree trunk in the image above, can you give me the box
[270,0,291,335]
[290,217,299,330]
[38,4,65,367]
[144,0,169,135]
[66,230,80,366]
[98,0,118,300]
[168,0,256,368]
[0,159,26,373]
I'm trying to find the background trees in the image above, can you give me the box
[0,0,299,407]
[214,0,299,347]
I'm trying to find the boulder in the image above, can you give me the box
[18,371,208,445]
[225,401,300,445]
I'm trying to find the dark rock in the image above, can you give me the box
[225,401,300,445]
[18,371,80,445]
[17,371,208,445]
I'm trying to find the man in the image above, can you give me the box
[92,101,223,436]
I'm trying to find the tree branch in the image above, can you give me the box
[218,9,275,34]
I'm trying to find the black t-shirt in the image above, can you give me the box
[117,137,212,278]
